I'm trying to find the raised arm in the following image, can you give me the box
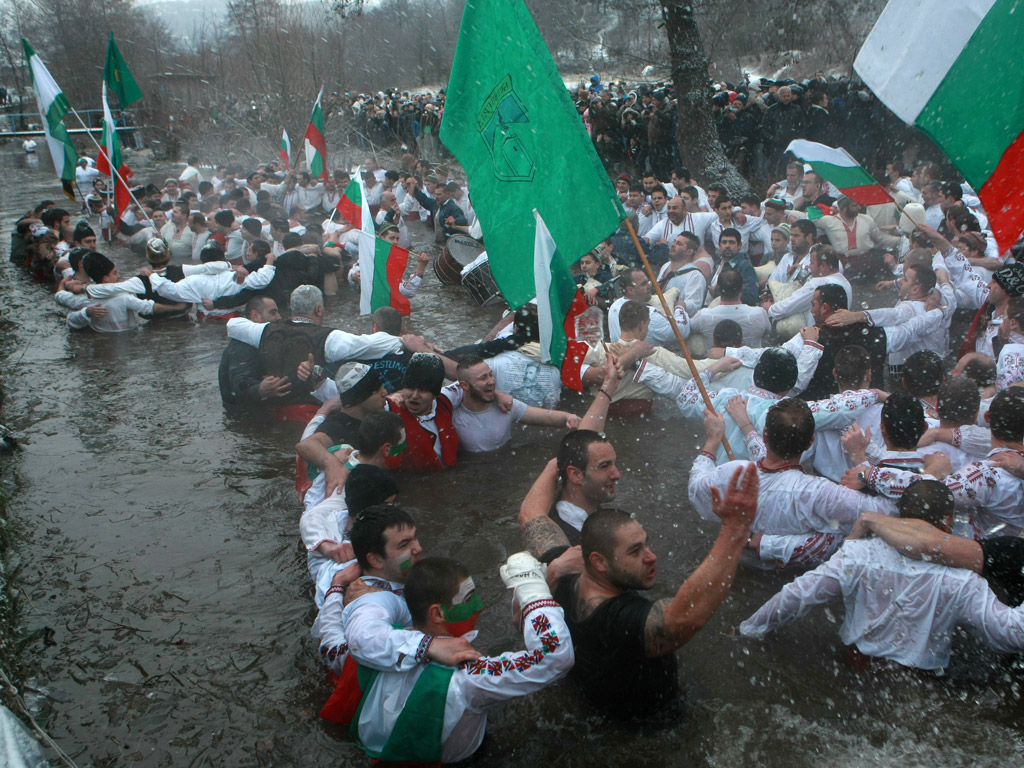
[645,463,758,656]
[518,458,570,561]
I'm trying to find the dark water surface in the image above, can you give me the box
[2,148,1023,766]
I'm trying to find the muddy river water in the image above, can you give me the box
[1,149,1022,766]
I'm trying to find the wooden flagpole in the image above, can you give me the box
[623,216,735,460]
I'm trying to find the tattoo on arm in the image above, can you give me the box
[643,598,678,658]
[522,516,570,560]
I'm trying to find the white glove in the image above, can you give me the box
[499,551,551,609]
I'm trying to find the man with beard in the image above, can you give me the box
[520,462,758,719]
[450,356,581,453]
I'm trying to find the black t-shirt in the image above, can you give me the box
[554,575,679,719]
[980,537,1024,606]
[315,411,362,447]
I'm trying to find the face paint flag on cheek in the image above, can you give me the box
[441,577,485,636]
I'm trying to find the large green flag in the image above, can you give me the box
[440,0,624,309]
[104,33,143,106]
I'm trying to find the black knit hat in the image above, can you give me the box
[401,353,445,396]
[83,251,115,283]
[73,220,95,242]
[345,465,399,516]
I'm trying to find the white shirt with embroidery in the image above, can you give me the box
[866,447,1024,538]
[342,592,572,764]
[740,537,1024,671]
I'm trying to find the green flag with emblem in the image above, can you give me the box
[104,33,143,107]
[440,0,624,309]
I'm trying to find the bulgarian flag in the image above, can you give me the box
[96,82,132,222]
[22,39,78,201]
[856,0,1024,251]
[786,140,892,206]
[335,179,363,228]
[302,87,329,181]
[356,179,411,315]
[533,210,588,391]
[280,129,291,170]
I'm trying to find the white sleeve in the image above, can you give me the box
[226,318,268,348]
[66,306,92,330]
[955,424,992,459]
[633,361,687,400]
[182,261,230,276]
[399,274,422,299]
[883,309,943,356]
[324,330,404,364]
[241,264,276,289]
[125,296,156,317]
[807,388,879,431]
[956,574,1024,653]
[996,348,1024,389]
[299,496,346,552]
[739,554,846,638]
[85,276,146,298]
[343,593,424,672]
[456,602,574,712]
[724,345,763,369]
[686,452,724,521]
[149,273,193,303]
[647,304,689,345]
[792,339,823,393]
[54,290,90,310]
[442,382,464,409]
[768,282,813,320]
[312,378,339,403]
[311,591,349,675]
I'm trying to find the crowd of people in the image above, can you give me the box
[10,70,1024,762]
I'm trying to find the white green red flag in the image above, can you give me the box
[533,210,588,391]
[335,179,363,228]
[855,0,1024,251]
[22,39,77,201]
[355,178,411,315]
[280,129,291,170]
[786,140,892,206]
[96,82,131,222]
[302,87,328,181]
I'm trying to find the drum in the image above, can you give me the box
[462,260,504,306]
[435,234,484,285]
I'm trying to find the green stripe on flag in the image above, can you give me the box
[915,0,1024,188]
[805,161,876,190]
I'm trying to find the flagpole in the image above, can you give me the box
[623,216,735,461]
[65,105,147,220]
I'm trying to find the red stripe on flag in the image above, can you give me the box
[979,129,1024,254]
[113,163,132,223]
[385,243,412,315]
[303,123,329,181]
[560,289,589,391]
[840,183,893,206]
[336,197,361,228]
[280,147,289,170]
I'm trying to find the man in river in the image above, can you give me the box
[519,461,758,718]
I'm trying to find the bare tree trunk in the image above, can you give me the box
[657,0,750,195]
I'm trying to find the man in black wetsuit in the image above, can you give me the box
[521,462,758,719]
